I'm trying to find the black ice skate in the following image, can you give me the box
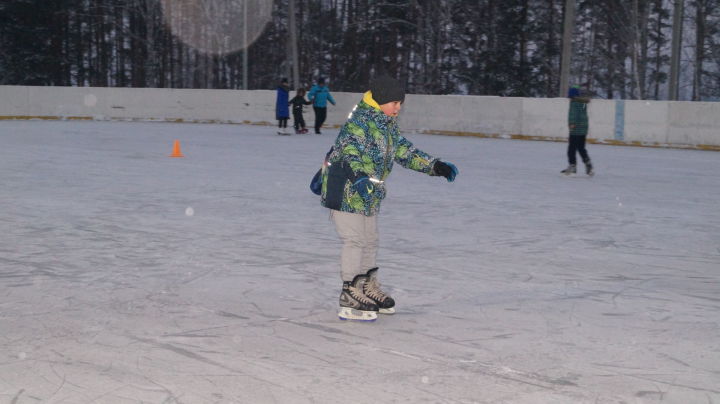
[560,164,577,176]
[363,268,395,314]
[584,159,594,176]
[338,274,379,322]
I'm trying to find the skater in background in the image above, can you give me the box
[318,75,458,322]
[289,88,312,134]
[276,78,290,135]
[561,85,594,175]
[307,77,336,134]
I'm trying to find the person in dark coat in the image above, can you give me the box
[561,86,594,176]
[275,78,290,135]
[289,88,312,134]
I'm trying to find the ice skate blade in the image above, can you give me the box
[561,173,594,179]
[338,307,378,322]
[379,307,395,315]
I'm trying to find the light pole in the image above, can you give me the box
[243,0,248,90]
[669,0,684,100]
[559,0,576,97]
[288,0,300,89]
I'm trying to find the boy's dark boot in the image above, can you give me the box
[583,158,594,176]
[363,268,396,314]
[338,274,379,322]
[561,164,577,175]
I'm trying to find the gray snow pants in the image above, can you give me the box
[330,210,378,282]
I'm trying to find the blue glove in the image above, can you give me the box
[353,177,375,199]
[433,161,458,182]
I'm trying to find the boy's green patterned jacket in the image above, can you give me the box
[321,91,438,216]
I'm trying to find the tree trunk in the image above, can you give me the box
[693,0,706,100]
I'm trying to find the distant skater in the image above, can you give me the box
[289,88,312,134]
[316,75,459,322]
[307,78,336,134]
[561,85,594,176]
[276,78,290,135]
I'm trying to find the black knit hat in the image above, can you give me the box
[370,75,405,105]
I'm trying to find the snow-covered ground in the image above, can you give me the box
[0,120,718,404]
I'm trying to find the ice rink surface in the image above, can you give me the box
[0,120,718,404]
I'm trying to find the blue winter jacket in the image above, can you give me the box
[308,84,336,108]
[276,85,290,119]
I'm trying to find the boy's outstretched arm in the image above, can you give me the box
[394,135,458,182]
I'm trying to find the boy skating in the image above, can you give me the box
[561,85,594,176]
[307,78,336,134]
[317,75,458,321]
[289,88,312,134]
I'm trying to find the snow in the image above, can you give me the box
[0,120,718,403]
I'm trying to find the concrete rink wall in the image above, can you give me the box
[1,85,718,150]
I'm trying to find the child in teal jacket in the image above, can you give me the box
[561,86,594,176]
[307,78,336,134]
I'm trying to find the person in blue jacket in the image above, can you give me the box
[275,78,290,135]
[307,77,336,134]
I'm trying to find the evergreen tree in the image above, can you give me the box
[0,0,717,100]
[0,0,72,85]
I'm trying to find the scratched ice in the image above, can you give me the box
[0,120,718,403]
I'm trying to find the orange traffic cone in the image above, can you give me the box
[170,140,184,157]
